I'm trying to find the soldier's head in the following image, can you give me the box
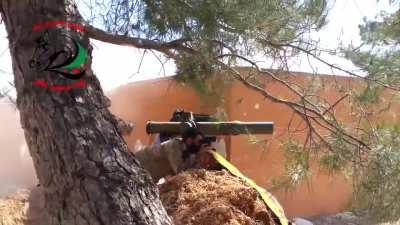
[182,127,204,151]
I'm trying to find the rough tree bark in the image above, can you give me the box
[0,1,173,225]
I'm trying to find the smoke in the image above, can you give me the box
[0,101,37,197]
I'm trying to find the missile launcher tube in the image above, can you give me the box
[146,121,274,135]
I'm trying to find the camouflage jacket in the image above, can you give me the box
[134,138,196,182]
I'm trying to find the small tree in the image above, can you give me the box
[344,7,400,221]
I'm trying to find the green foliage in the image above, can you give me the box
[105,0,327,42]
[175,53,216,95]
[281,140,311,186]
[354,124,400,222]
[273,133,354,190]
[318,153,344,172]
[359,10,400,46]
[344,49,400,90]
[269,139,313,191]
[174,53,232,105]
[104,0,328,89]
[318,132,355,172]
[344,9,400,101]
[343,10,400,220]
[354,84,382,104]
[174,50,220,82]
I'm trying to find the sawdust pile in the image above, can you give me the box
[0,190,29,225]
[159,169,278,225]
[0,187,47,225]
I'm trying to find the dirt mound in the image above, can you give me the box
[159,169,277,225]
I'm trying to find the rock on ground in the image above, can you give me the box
[309,212,400,225]
[309,212,363,225]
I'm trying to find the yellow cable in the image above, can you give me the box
[208,150,289,225]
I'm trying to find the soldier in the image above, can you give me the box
[134,127,209,182]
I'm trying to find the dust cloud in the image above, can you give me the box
[0,101,37,197]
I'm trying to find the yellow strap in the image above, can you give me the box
[208,150,289,225]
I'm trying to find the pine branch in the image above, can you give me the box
[85,23,194,59]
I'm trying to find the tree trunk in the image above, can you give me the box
[0,1,173,225]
